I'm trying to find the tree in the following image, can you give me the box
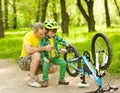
[114,0,120,18]
[36,0,40,22]
[77,0,95,32]
[4,0,9,29]
[0,0,4,38]
[41,0,49,22]
[52,0,57,22]
[104,0,111,27]
[60,0,69,35]
[12,0,17,29]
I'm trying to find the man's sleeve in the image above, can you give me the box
[23,33,32,45]
[56,35,68,46]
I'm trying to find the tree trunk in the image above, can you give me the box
[0,0,4,38]
[52,0,57,22]
[77,0,95,32]
[4,0,9,29]
[104,0,111,27]
[53,12,57,22]
[41,0,48,22]
[60,0,69,35]
[114,0,120,18]
[12,0,17,29]
[87,0,95,31]
[36,0,40,22]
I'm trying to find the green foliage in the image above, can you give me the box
[94,0,120,26]
[0,28,31,59]
[1,26,120,74]
[2,0,120,28]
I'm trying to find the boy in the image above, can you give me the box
[39,20,69,87]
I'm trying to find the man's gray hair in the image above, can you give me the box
[33,22,44,32]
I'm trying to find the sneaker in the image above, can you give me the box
[28,74,40,83]
[28,81,41,88]
[58,79,69,85]
[77,82,89,88]
[40,80,48,87]
[35,75,41,83]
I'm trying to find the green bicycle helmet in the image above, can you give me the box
[44,20,58,30]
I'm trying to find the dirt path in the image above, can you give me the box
[0,59,119,93]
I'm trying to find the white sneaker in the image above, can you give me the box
[28,81,41,88]
[77,83,90,88]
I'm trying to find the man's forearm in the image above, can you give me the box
[25,44,46,54]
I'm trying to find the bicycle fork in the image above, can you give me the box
[81,56,102,88]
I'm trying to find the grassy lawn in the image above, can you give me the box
[0,28,30,59]
[0,26,120,74]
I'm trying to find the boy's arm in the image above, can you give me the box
[39,39,48,61]
[40,51,48,61]
[56,35,68,46]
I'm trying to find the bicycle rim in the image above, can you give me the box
[91,33,112,70]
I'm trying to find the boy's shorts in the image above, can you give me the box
[18,55,54,71]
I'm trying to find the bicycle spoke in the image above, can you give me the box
[64,45,80,77]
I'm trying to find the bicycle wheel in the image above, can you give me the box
[91,33,112,70]
[64,45,81,77]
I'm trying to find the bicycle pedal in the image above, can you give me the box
[77,83,90,88]
[109,86,119,91]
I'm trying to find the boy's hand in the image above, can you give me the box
[59,49,67,54]
[44,58,50,63]
[66,44,71,47]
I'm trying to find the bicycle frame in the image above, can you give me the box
[67,55,103,88]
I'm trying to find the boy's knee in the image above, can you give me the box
[43,62,49,67]
[61,60,66,65]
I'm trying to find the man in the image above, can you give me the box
[18,22,57,88]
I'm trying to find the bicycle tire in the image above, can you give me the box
[64,45,81,77]
[91,33,112,70]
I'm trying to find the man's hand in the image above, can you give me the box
[43,45,53,51]
[44,58,50,63]
[59,49,67,54]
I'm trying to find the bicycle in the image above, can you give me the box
[64,33,118,93]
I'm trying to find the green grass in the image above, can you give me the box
[0,28,31,60]
[0,26,120,74]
